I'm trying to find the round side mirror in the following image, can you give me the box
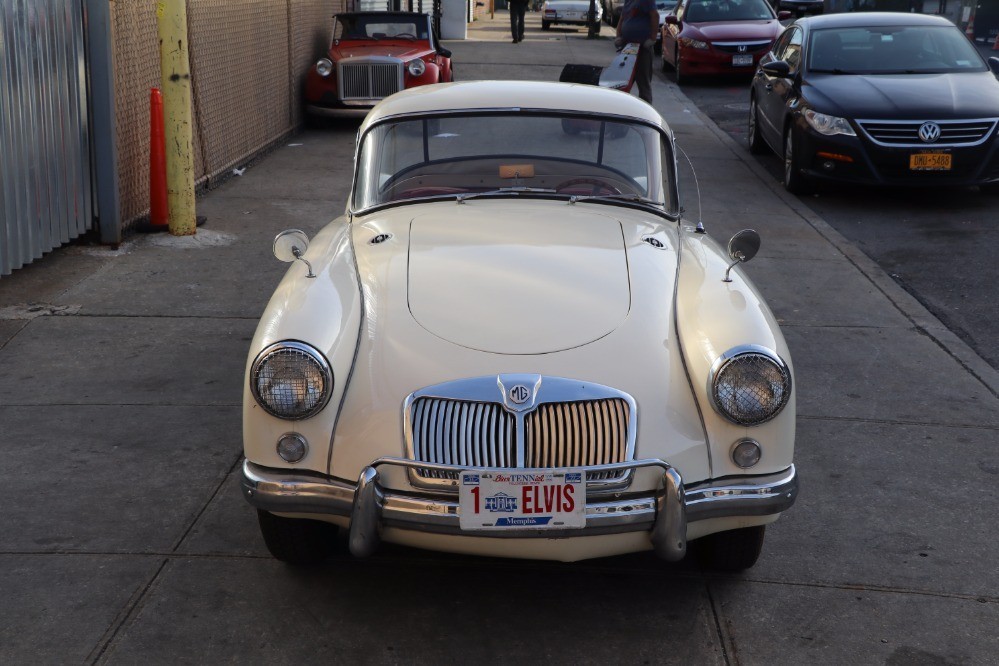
[728,229,761,264]
[273,229,310,263]
[723,229,761,282]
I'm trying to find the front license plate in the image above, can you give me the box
[732,54,754,67]
[910,153,952,171]
[458,469,586,530]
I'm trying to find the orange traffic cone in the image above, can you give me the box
[148,88,169,230]
[965,9,975,39]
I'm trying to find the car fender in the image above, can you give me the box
[242,217,363,473]
[675,227,795,478]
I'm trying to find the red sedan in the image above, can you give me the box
[661,0,789,84]
[304,12,454,120]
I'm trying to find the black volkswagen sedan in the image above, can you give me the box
[748,12,999,193]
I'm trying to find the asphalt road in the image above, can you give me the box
[659,51,999,371]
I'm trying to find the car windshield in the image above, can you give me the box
[353,113,674,212]
[334,14,428,40]
[807,25,988,74]
[684,0,774,23]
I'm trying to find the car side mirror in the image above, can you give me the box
[437,46,452,59]
[664,15,679,25]
[273,229,316,278]
[777,10,792,20]
[723,229,761,282]
[989,57,999,76]
[761,60,791,77]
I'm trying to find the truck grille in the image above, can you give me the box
[338,61,402,101]
[857,119,997,147]
[409,393,632,487]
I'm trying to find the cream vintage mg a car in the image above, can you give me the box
[242,81,797,570]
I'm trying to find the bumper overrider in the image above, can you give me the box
[241,458,798,561]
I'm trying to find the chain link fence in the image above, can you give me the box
[110,0,345,227]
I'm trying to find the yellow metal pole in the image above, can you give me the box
[156,0,197,236]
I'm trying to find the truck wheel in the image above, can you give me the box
[257,510,338,566]
[695,525,766,571]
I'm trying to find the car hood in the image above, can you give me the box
[804,72,999,120]
[331,42,432,61]
[688,20,779,41]
[406,206,632,354]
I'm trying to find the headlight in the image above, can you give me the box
[407,59,426,77]
[680,38,709,50]
[316,58,333,77]
[803,109,856,137]
[250,341,332,420]
[709,346,791,426]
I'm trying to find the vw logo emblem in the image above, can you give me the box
[918,122,941,143]
[509,385,531,404]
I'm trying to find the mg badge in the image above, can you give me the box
[918,122,941,143]
[509,384,531,404]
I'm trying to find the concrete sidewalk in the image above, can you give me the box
[1,11,997,664]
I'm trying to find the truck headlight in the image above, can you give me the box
[316,58,333,77]
[709,346,791,426]
[407,59,426,77]
[251,341,332,420]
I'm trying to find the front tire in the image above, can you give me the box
[257,510,339,566]
[783,126,813,194]
[981,182,999,195]
[748,98,767,155]
[673,48,686,85]
[695,525,766,571]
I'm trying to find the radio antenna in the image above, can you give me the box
[677,144,704,234]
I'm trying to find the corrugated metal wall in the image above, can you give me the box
[0,0,92,276]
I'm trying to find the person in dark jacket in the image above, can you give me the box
[615,0,659,104]
[510,0,530,43]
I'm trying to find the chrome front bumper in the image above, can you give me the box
[241,458,798,562]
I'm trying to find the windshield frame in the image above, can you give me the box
[349,109,681,219]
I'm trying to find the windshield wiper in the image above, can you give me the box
[569,192,663,207]
[455,187,557,203]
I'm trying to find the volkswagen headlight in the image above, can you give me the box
[251,341,332,420]
[407,59,426,77]
[709,346,791,426]
[803,109,855,137]
[316,58,333,77]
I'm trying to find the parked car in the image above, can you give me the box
[303,11,453,120]
[656,0,679,54]
[662,0,791,83]
[542,0,603,31]
[749,12,999,193]
[242,80,798,571]
[778,0,823,16]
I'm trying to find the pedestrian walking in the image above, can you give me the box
[510,0,529,43]
[615,0,659,104]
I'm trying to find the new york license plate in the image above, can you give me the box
[910,153,951,171]
[458,469,586,530]
[732,54,754,67]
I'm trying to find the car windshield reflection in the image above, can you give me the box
[353,113,672,212]
[807,25,988,75]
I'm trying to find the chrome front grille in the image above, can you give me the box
[857,119,998,147]
[712,41,771,54]
[338,60,403,101]
[411,398,516,478]
[405,376,637,491]
[525,399,630,480]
